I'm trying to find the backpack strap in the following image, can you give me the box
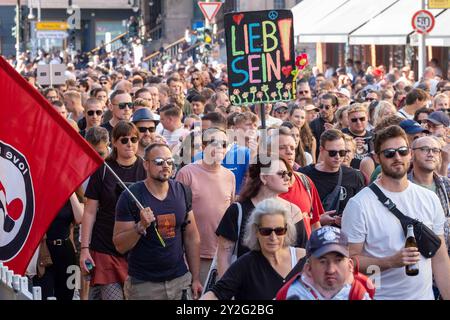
[179,182,192,232]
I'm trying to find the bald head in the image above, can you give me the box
[412,136,441,149]
[115,80,133,93]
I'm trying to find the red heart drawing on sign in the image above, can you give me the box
[233,14,244,25]
[282,66,293,77]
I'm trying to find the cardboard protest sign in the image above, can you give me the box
[225,10,296,106]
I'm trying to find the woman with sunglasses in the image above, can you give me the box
[280,121,312,168]
[216,157,307,279]
[201,198,306,300]
[289,106,317,163]
[80,121,146,300]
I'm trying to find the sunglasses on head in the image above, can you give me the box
[87,110,103,117]
[380,146,409,158]
[137,126,156,133]
[351,117,366,123]
[325,149,348,157]
[203,140,227,148]
[119,136,138,144]
[276,170,293,179]
[150,157,175,166]
[319,104,333,110]
[118,102,133,109]
[258,226,288,236]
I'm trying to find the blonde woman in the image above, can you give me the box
[372,101,397,127]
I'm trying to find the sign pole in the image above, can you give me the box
[418,0,426,81]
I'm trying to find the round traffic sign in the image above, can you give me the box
[412,10,435,34]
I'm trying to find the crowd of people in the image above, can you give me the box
[7,47,450,300]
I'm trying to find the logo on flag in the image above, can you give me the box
[0,141,34,261]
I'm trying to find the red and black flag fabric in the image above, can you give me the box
[0,57,103,275]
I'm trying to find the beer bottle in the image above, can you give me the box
[405,225,419,276]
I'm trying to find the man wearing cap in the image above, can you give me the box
[426,111,450,139]
[273,102,289,122]
[132,108,159,158]
[276,226,372,300]
[399,119,429,145]
[304,104,319,123]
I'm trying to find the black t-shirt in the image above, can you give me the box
[216,199,308,253]
[215,199,254,258]
[341,128,373,169]
[100,121,114,141]
[77,117,86,131]
[85,158,146,256]
[299,164,365,214]
[46,200,74,241]
[116,180,190,282]
[211,250,306,300]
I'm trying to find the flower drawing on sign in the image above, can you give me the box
[233,89,240,95]
[276,81,283,100]
[250,86,257,102]
[285,83,292,90]
[261,84,270,101]
[283,91,289,99]
[256,91,264,102]
[270,91,277,100]
[242,91,249,104]
[232,89,242,105]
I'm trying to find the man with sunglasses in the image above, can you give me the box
[342,104,373,169]
[296,79,312,101]
[299,130,364,224]
[101,90,133,139]
[176,127,235,286]
[114,143,202,300]
[80,98,104,137]
[132,108,159,158]
[310,93,338,159]
[408,136,450,259]
[342,125,450,300]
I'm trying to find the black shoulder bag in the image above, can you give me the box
[322,167,343,213]
[369,183,441,258]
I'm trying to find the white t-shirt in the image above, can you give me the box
[396,108,414,120]
[342,181,445,300]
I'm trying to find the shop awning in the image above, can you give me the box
[293,0,398,43]
[349,0,444,45]
[425,9,450,47]
[291,0,350,40]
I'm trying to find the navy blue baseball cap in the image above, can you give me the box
[399,119,429,134]
[131,108,159,124]
[427,111,450,127]
[306,226,349,258]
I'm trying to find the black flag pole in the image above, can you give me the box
[104,162,166,247]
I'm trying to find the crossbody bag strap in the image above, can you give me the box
[232,202,243,258]
[334,167,343,213]
[368,183,409,233]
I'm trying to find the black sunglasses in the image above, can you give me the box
[258,226,288,236]
[365,97,376,102]
[325,149,348,157]
[87,110,103,117]
[417,119,427,124]
[319,104,333,110]
[298,90,309,94]
[119,136,138,144]
[203,140,227,148]
[138,126,156,133]
[380,146,409,158]
[276,170,293,179]
[150,157,175,166]
[118,102,133,109]
[100,81,108,85]
[351,117,366,123]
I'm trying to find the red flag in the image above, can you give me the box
[0,57,103,275]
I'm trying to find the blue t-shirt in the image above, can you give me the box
[193,143,250,194]
[115,180,189,282]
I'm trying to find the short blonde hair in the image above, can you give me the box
[243,198,297,251]
[343,133,356,153]
[347,103,368,116]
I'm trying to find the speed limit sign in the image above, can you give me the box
[412,10,435,34]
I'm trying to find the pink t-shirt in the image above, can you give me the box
[176,162,235,259]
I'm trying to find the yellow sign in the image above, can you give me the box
[428,0,450,8]
[36,22,69,31]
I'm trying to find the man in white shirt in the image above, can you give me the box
[156,104,189,150]
[397,88,428,120]
[342,125,450,300]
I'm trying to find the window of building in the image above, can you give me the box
[274,0,286,9]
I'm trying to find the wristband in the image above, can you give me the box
[135,221,147,236]
[81,246,90,250]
